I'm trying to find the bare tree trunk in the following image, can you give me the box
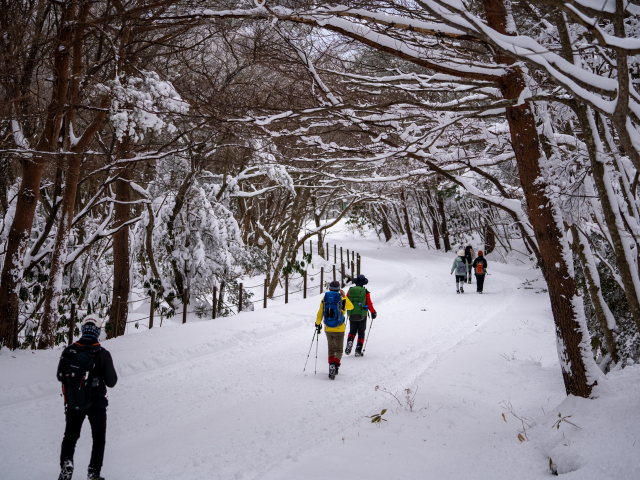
[380,205,393,242]
[108,161,131,338]
[38,2,98,348]
[268,187,310,297]
[392,204,405,235]
[425,188,441,249]
[484,224,496,255]
[38,158,82,348]
[573,102,640,333]
[437,193,451,252]
[0,158,48,348]
[145,203,161,280]
[401,191,415,248]
[0,0,76,349]
[570,225,619,365]
[482,0,598,397]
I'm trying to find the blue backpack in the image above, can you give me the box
[323,291,345,328]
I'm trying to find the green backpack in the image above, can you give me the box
[348,286,368,316]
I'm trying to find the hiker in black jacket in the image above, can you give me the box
[464,245,474,284]
[472,251,488,293]
[57,315,117,480]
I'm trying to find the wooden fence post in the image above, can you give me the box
[340,247,343,264]
[352,250,355,262]
[149,291,155,329]
[285,274,289,304]
[357,254,361,276]
[334,244,336,264]
[68,303,76,346]
[333,264,336,281]
[320,267,324,294]
[341,263,345,287]
[264,275,268,309]
[309,239,312,254]
[212,286,217,319]
[347,249,350,263]
[326,242,329,260]
[303,271,307,299]
[182,288,188,324]
[238,283,243,314]
[351,261,355,279]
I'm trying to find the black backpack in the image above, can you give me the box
[59,346,100,410]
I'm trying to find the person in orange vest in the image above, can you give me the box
[472,251,488,293]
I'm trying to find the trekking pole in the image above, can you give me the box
[303,329,317,373]
[363,312,374,354]
[314,329,319,375]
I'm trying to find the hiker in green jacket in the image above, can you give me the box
[450,249,469,294]
[345,275,377,357]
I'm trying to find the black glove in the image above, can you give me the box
[371,312,377,320]
[315,323,322,334]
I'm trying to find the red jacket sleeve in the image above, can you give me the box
[366,292,376,314]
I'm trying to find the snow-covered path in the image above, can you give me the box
[0,234,590,479]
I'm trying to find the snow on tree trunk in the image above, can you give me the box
[0,158,48,349]
[38,157,82,349]
[482,0,600,397]
[401,191,415,249]
[108,161,131,338]
[578,105,640,334]
[380,205,393,243]
[570,225,619,365]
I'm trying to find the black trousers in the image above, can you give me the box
[60,403,107,472]
[348,318,367,343]
[455,275,466,288]
[476,274,485,292]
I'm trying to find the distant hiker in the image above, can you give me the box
[450,249,469,294]
[57,315,117,480]
[316,280,354,380]
[464,245,475,284]
[345,274,377,357]
[473,251,488,294]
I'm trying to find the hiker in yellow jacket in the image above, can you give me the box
[316,280,354,379]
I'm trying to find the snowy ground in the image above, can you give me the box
[1,226,639,479]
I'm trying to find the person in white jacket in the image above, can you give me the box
[450,249,469,294]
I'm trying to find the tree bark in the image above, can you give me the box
[484,224,496,255]
[0,0,76,349]
[0,158,49,349]
[401,191,415,248]
[482,0,598,397]
[436,193,451,252]
[425,188,441,249]
[380,205,393,242]
[573,102,640,333]
[37,158,82,349]
[570,225,619,365]
[108,161,131,338]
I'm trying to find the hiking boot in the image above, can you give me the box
[345,339,353,355]
[58,460,73,480]
[335,363,340,375]
[87,467,105,480]
[329,363,337,380]
[354,344,363,357]
[479,291,483,294]
[460,286,464,293]
[456,289,460,294]
[468,280,472,284]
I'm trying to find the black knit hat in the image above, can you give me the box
[354,275,368,286]
[329,280,341,291]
